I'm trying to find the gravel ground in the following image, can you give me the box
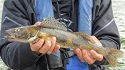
[0,0,125,70]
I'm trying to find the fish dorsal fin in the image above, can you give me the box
[74,32,95,44]
[41,17,67,31]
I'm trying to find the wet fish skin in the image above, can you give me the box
[4,17,124,67]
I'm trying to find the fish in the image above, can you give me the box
[4,17,124,67]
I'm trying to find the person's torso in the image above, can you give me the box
[16,0,110,70]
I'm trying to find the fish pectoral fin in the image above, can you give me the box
[32,38,40,44]
[74,32,95,44]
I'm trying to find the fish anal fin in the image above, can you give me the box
[74,32,95,44]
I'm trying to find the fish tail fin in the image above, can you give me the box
[104,48,124,67]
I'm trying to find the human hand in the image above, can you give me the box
[34,22,42,25]
[30,37,60,55]
[29,22,60,54]
[74,36,103,64]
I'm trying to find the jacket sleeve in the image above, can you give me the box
[0,0,39,69]
[92,0,120,65]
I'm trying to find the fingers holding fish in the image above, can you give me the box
[81,50,96,64]
[74,48,96,64]
[46,37,56,54]
[74,48,103,64]
[74,48,85,62]
[44,37,60,54]
[90,50,103,61]
[30,39,45,53]
[29,36,60,55]
[37,37,60,54]
[52,44,60,53]
[35,22,42,25]
[38,39,52,54]
[90,36,102,46]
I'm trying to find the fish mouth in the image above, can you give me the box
[4,29,22,41]
[4,31,19,41]
[4,35,16,41]
[5,29,16,37]
[4,34,27,42]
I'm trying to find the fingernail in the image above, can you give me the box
[52,37,56,41]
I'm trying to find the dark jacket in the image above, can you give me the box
[0,0,120,70]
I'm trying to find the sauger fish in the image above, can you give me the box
[4,17,124,67]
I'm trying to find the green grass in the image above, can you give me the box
[121,30,125,32]
[120,38,125,44]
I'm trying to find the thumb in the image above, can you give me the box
[35,22,41,25]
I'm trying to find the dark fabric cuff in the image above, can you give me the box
[93,57,108,65]
[19,43,41,62]
[100,40,119,49]
[93,39,118,65]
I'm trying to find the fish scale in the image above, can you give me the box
[4,17,124,67]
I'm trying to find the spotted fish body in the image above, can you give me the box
[4,17,124,67]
